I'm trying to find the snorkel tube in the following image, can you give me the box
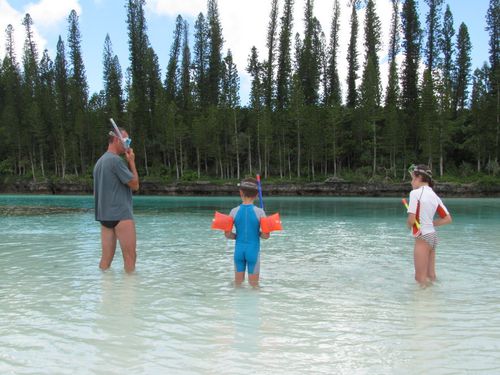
[110,118,130,150]
[256,174,264,210]
[256,174,283,233]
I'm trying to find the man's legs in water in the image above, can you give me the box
[115,219,137,273]
[100,225,117,270]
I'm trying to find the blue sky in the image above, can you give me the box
[0,0,491,105]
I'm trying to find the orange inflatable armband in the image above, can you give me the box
[260,213,282,233]
[211,211,234,231]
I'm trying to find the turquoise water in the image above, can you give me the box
[1,195,499,374]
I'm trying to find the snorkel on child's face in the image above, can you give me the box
[408,164,432,189]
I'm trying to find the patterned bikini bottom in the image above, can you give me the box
[417,232,438,250]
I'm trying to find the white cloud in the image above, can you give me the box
[147,0,206,18]
[25,0,82,29]
[0,0,81,64]
[0,0,45,63]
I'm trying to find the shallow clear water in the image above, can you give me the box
[1,195,499,374]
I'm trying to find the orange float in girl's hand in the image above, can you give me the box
[260,213,283,233]
[211,211,234,231]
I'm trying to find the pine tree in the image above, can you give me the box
[276,0,294,111]
[359,0,382,176]
[298,0,321,106]
[440,5,454,89]
[193,13,209,109]
[165,15,183,103]
[144,46,164,174]
[39,59,57,178]
[221,50,240,178]
[21,13,42,180]
[179,21,192,114]
[346,1,359,108]
[67,9,89,174]
[263,0,278,109]
[54,36,70,177]
[207,0,223,106]
[424,0,443,71]
[127,0,151,173]
[486,0,499,164]
[247,46,263,174]
[453,22,472,114]
[1,24,23,175]
[103,34,124,123]
[178,20,193,175]
[420,69,439,167]
[384,0,401,176]
[467,66,490,171]
[324,0,343,176]
[420,0,443,169]
[401,0,422,158]
[437,4,454,176]
[325,0,341,106]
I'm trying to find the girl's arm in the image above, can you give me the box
[407,213,417,229]
[224,231,236,240]
[434,214,452,227]
[260,232,270,239]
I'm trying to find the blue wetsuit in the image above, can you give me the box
[229,204,266,274]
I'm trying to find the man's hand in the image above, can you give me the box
[125,148,139,191]
[125,148,135,164]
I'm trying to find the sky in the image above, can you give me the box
[0,0,492,105]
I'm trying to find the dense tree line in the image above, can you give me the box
[0,0,499,182]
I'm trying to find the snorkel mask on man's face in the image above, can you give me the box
[109,131,132,149]
[408,164,432,178]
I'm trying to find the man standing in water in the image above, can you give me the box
[93,127,139,273]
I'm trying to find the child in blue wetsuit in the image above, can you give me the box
[225,178,270,287]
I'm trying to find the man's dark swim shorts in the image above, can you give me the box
[100,221,120,229]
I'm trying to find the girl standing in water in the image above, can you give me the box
[406,165,452,286]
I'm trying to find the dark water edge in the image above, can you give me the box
[1,179,500,197]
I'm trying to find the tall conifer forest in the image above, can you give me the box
[0,0,499,183]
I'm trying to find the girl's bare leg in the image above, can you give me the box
[427,249,436,282]
[414,239,431,286]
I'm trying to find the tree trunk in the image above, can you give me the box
[61,140,66,179]
[279,139,283,179]
[257,117,262,173]
[311,156,315,180]
[29,151,36,182]
[288,150,292,180]
[477,148,481,173]
[333,121,337,177]
[143,144,149,176]
[196,147,201,178]
[264,135,268,178]
[248,135,252,175]
[297,119,301,178]
[234,110,240,179]
[372,120,377,177]
[173,142,179,180]
[179,139,184,178]
[496,83,499,163]
[39,145,45,178]
[439,137,444,177]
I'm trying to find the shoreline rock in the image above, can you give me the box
[1,179,499,197]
